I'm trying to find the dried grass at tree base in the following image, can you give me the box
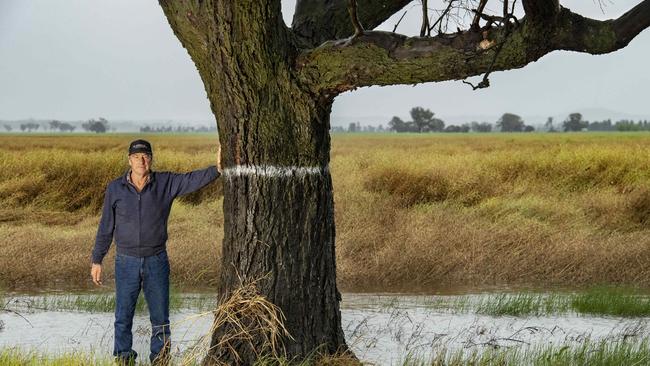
[181,280,292,366]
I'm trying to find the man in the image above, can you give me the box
[91,139,221,365]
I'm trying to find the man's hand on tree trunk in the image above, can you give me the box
[217,145,222,173]
[91,263,103,286]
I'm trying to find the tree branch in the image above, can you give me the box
[348,0,365,37]
[291,0,412,47]
[420,0,429,37]
[295,2,650,95]
[471,0,489,31]
[612,0,650,48]
[522,0,560,22]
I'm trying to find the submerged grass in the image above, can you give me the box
[474,292,569,317]
[410,286,650,317]
[6,290,217,314]
[404,338,650,366]
[8,287,650,318]
[463,287,650,317]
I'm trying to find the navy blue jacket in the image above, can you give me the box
[91,166,220,264]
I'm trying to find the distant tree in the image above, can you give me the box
[410,107,444,132]
[410,107,433,132]
[49,120,62,131]
[587,119,614,131]
[82,117,109,133]
[496,113,525,132]
[524,125,535,132]
[616,119,640,131]
[59,122,76,132]
[3,124,12,132]
[544,117,556,132]
[563,113,588,132]
[470,121,492,132]
[388,116,409,132]
[362,125,376,132]
[20,122,40,132]
[347,122,358,132]
[444,124,470,133]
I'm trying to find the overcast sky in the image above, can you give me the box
[1,1,648,126]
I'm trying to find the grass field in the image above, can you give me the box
[2,132,650,291]
[3,339,650,365]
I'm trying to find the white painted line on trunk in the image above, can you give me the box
[223,164,328,178]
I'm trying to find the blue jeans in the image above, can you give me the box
[113,251,171,363]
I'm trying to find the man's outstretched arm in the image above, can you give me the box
[169,145,222,197]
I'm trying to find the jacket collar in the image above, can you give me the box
[121,169,155,186]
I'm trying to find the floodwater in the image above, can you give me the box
[1,293,648,365]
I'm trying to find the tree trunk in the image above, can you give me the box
[169,4,349,362]
[204,100,348,364]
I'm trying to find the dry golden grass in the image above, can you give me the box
[3,132,650,291]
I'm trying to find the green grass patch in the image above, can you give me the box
[571,286,650,317]
[0,349,116,366]
[475,293,569,317]
[403,339,650,365]
[431,287,650,317]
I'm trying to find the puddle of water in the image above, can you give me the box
[1,293,648,365]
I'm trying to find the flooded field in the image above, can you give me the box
[2,292,650,364]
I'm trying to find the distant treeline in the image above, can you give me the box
[1,118,217,133]
[4,111,649,134]
[334,108,650,133]
[139,125,217,133]
[2,118,111,133]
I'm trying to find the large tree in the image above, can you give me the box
[157,0,650,363]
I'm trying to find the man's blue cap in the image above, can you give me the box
[128,139,152,156]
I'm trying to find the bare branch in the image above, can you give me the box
[348,0,365,37]
[429,1,456,34]
[393,10,409,33]
[471,0,489,30]
[421,0,430,37]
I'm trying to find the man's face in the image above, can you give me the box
[128,153,152,175]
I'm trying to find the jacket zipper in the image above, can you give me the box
[138,192,141,257]
[128,173,151,258]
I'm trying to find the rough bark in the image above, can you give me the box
[156,0,650,364]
